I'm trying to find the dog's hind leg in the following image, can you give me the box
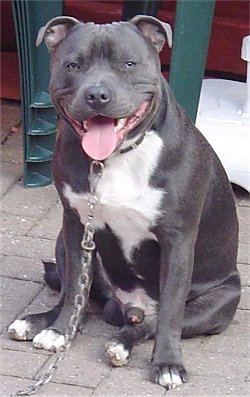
[43,261,61,291]
[8,230,66,342]
[182,271,241,338]
[8,298,64,341]
[43,229,66,291]
[105,314,157,367]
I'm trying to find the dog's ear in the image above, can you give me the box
[130,15,172,52]
[36,16,79,52]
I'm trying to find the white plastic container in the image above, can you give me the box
[196,36,250,193]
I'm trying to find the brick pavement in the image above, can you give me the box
[0,127,249,396]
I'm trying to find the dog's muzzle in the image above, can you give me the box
[64,100,151,160]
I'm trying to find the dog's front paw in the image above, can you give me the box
[8,319,37,341]
[33,330,65,352]
[151,364,188,389]
[105,341,129,367]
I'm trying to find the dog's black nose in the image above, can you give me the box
[84,85,111,107]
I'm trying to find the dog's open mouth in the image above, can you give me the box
[65,100,150,160]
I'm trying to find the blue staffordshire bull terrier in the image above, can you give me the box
[9,15,241,389]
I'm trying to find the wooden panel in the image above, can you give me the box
[1,0,249,99]
[0,52,20,100]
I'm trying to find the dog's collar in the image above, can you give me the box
[120,134,145,154]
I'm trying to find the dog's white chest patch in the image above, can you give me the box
[63,131,163,260]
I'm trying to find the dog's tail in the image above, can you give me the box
[42,261,61,291]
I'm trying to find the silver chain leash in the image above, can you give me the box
[11,160,104,396]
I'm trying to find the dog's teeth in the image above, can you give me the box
[118,118,127,128]
[114,118,127,133]
[83,121,88,130]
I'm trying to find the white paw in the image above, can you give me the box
[158,367,184,389]
[105,341,129,367]
[8,320,31,341]
[33,330,65,351]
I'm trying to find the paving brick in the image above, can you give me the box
[0,348,48,378]
[0,255,45,283]
[183,349,249,381]
[1,212,35,236]
[237,206,250,244]
[0,101,21,143]
[237,242,250,265]
[0,276,43,331]
[93,366,165,397]
[47,334,111,389]
[238,286,250,310]
[0,140,23,164]
[0,131,23,164]
[128,336,216,371]
[27,201,63,240]
[1,126,22,147]
[166,375,250,396]
[81,314,117,338]
[0,162,22,196]
[0,375,93,397]
[0,234,55,261]
[194,309,249,355]
[20,284,59,316]
[238,263,250,286]
[126,340,154,370]
[0,183,58,217]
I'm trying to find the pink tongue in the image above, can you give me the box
[81,118,118,160]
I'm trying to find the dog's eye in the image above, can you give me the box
[67,62,80,70]
[125,61,136,68]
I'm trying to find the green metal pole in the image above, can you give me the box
[169,0,215,122]
[12,0,63,187]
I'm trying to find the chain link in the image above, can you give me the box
[12,161,104,396]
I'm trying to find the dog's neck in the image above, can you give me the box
[119,133,145,154]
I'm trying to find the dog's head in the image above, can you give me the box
[37,15,172,160]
